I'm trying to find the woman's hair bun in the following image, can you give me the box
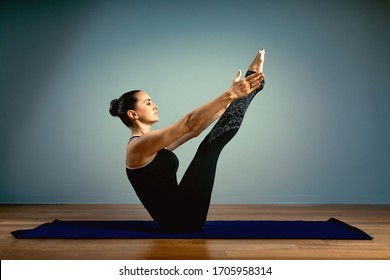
[109,99,120,117]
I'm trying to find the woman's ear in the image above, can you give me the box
[127,110,138,120]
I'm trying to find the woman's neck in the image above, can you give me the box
[131,122,152,136]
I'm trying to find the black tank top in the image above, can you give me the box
[126,145,179,221]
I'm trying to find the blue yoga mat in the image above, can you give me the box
[11,218,372,239]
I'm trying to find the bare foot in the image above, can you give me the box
[248,49,265,73]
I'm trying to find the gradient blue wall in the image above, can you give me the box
[1,0,389,204]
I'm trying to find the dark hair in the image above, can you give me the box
[109,90,141,127]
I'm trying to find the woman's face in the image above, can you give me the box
[133,91,159,125]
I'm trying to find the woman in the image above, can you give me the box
[110,49,265,232]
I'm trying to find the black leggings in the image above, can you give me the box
[159,71,264,232]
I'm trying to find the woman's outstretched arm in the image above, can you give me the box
[127,71,262,167]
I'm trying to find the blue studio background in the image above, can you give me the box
[1,0,389,204]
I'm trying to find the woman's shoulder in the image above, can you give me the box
[126,136,157,168]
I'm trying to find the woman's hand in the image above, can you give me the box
[227,70,264,100]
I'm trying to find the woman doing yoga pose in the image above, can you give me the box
[110,49,265,232]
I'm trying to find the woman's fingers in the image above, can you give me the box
[233,70,242,82]
[245,73,264,91]
[235,72,262,84]
[245,73,262,88]
[248,72,263,83]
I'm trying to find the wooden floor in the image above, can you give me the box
[0,204,389,260]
